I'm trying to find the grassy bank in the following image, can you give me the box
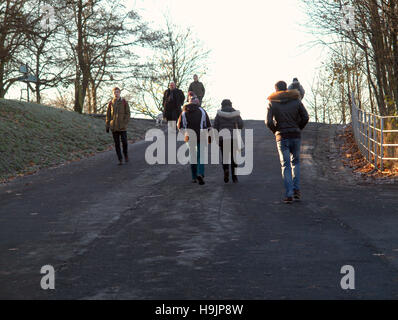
[0,99,154,182]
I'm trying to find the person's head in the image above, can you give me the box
[293,77,298,82]
[112,87,121,99]
[193,74,198,82]
[169,82,176,90]
[221,99,232,108]
[275,81,287,92]
[187,91,199,104]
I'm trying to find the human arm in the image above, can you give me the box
[266,104,277,134]
[298,102,309,130]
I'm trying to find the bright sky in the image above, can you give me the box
[131,0,327,120]
[6,1,327,120]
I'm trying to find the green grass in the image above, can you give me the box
[0,99,154,182]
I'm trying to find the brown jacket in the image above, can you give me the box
[106,98,131,132]
[188,81,205,101]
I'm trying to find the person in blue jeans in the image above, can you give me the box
[266,81,309,204]
[177,92,211,185]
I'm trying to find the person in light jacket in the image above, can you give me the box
[213,99,244,183]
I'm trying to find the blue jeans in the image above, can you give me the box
[276,138,301,198]
[190,143,204,179]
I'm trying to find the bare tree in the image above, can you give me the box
[301,0,398,116]
[131,19,210,119]
[0,0,37,98]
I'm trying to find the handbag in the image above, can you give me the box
[234,121,244,152]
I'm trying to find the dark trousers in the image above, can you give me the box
[112,131,128,160]
[219,139,237,176]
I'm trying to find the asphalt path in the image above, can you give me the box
[1,121,398,299]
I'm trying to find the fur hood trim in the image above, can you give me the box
[268,89,300,102]
[217,110,241,118]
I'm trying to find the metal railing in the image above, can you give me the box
[351,95,398,171]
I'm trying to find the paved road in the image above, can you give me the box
[1,121,398,299]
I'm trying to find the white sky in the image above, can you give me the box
[6,0,329,120]
[131,0,328,120]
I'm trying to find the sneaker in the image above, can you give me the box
[124,155,129,163]
[197,175,205,185]
[224,170,229,183]
[283,197,293,204]
[118,159,123,166]
[294,190,301,201]
[192,179,197,183]
[232,175,238,183]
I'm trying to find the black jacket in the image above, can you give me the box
[266,90,309,141]
[162,88,185,121]
[177,103,211,142]
[213,105,244,133]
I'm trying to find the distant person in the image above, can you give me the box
[177,91,211,185]
[106,87,131,165]
[188,74,205,105]
[162,82,185,132]
[266,81,309,204]
[213,99,244,183]
[288,78,305,100]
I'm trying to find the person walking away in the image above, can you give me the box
[188,75,206,105]
[106,87,131,165]
[288,77,305,100]
[177,92,211,185]
[163,82,185,132]
[213,99,243,183]
[266,81,309,204]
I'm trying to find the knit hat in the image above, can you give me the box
[221,99,232,107]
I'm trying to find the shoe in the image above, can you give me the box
[118,159,123,166]
[283,197,293,204]
[232,175,238,183]
[192,179,197,183]
[224,170,229,183]
[124,155,129,163]
[197,175,205,185]
[294,190,301,201]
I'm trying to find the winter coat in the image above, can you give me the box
[188,81,205,101]
[266,90,309,142]
[162,88,185,121]
[213,105,244,136]
[177,103,211,142]
[106,98,130,132]
[288,80,305,100]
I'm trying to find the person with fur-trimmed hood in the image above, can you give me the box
[288,77,305,100]
[266,81,309,204]
[177,92,211,185]
[213,99,244,183]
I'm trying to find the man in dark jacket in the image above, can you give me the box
[188,75,205,105]
[163,82,185,131]
[213,99,244,183]
[177,92,211,185]
[266,81,309,204]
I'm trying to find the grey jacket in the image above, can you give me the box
[288,80,305,100]
[266,90,309,141]
[213,105,244,133]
